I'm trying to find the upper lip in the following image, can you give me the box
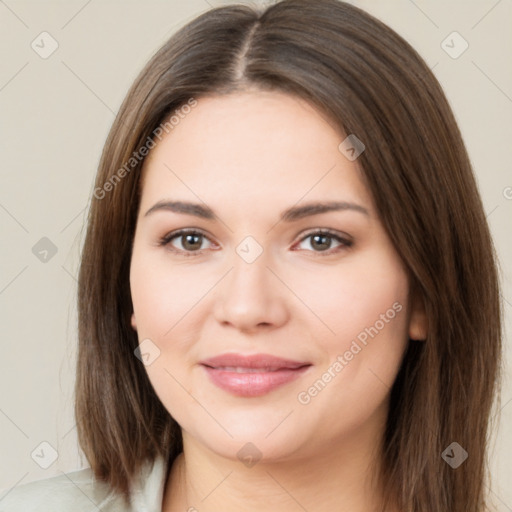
[200,353,311,370]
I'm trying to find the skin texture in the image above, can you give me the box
[129,91,427,512]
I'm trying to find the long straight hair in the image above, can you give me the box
[76,1,503,510]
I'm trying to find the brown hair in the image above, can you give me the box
[76,1,503,510]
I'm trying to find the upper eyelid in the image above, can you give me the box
[161,227,213,243]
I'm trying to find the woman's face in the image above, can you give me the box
[130,91,426,463]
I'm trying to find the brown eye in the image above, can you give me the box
[295,230,353,254]
[159,229,214,256]
[179,233,204,251]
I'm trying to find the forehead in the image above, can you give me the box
[140,91,372,214]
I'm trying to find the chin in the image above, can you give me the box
[205,434,305,465]
[182,412,311,462]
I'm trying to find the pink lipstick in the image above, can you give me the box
[200,353,311,397]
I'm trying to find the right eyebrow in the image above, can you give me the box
[144,200,215,220]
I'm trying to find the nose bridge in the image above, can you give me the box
[227,238,273,303]
[214,236,288,330]
[234,244,269,286]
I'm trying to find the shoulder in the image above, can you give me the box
[0,467,125,512]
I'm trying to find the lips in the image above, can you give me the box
[200,353,312,397]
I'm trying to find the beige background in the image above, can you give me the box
[1,0,511,508]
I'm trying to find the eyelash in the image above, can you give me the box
[158,228,353,257]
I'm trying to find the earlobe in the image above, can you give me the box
[408,292,428,341]
[131,312,137,331]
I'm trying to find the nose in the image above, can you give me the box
[213,249,289,334]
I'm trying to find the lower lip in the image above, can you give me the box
[201,365,311,397]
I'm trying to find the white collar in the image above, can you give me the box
[126,455,168,511]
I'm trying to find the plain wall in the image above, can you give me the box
[1,0,511,509]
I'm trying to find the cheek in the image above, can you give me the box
[292,252,410,401]
[130,250,203,338]
[305,256,409,405]
[335,269,408,349]
[289,260,409,442]
[130,250,199,414]
[288,252,409,347]
[129,248,215,386]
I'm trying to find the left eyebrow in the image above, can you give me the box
[143,200,369,221]
[280,201,369,221]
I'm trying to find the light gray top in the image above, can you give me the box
[0,456,168,511]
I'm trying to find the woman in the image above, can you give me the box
[0,0,502,511]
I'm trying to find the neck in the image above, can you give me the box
[163,424,394,512]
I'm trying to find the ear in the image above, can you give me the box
[408,290,428,341]
[130,312,137,331]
